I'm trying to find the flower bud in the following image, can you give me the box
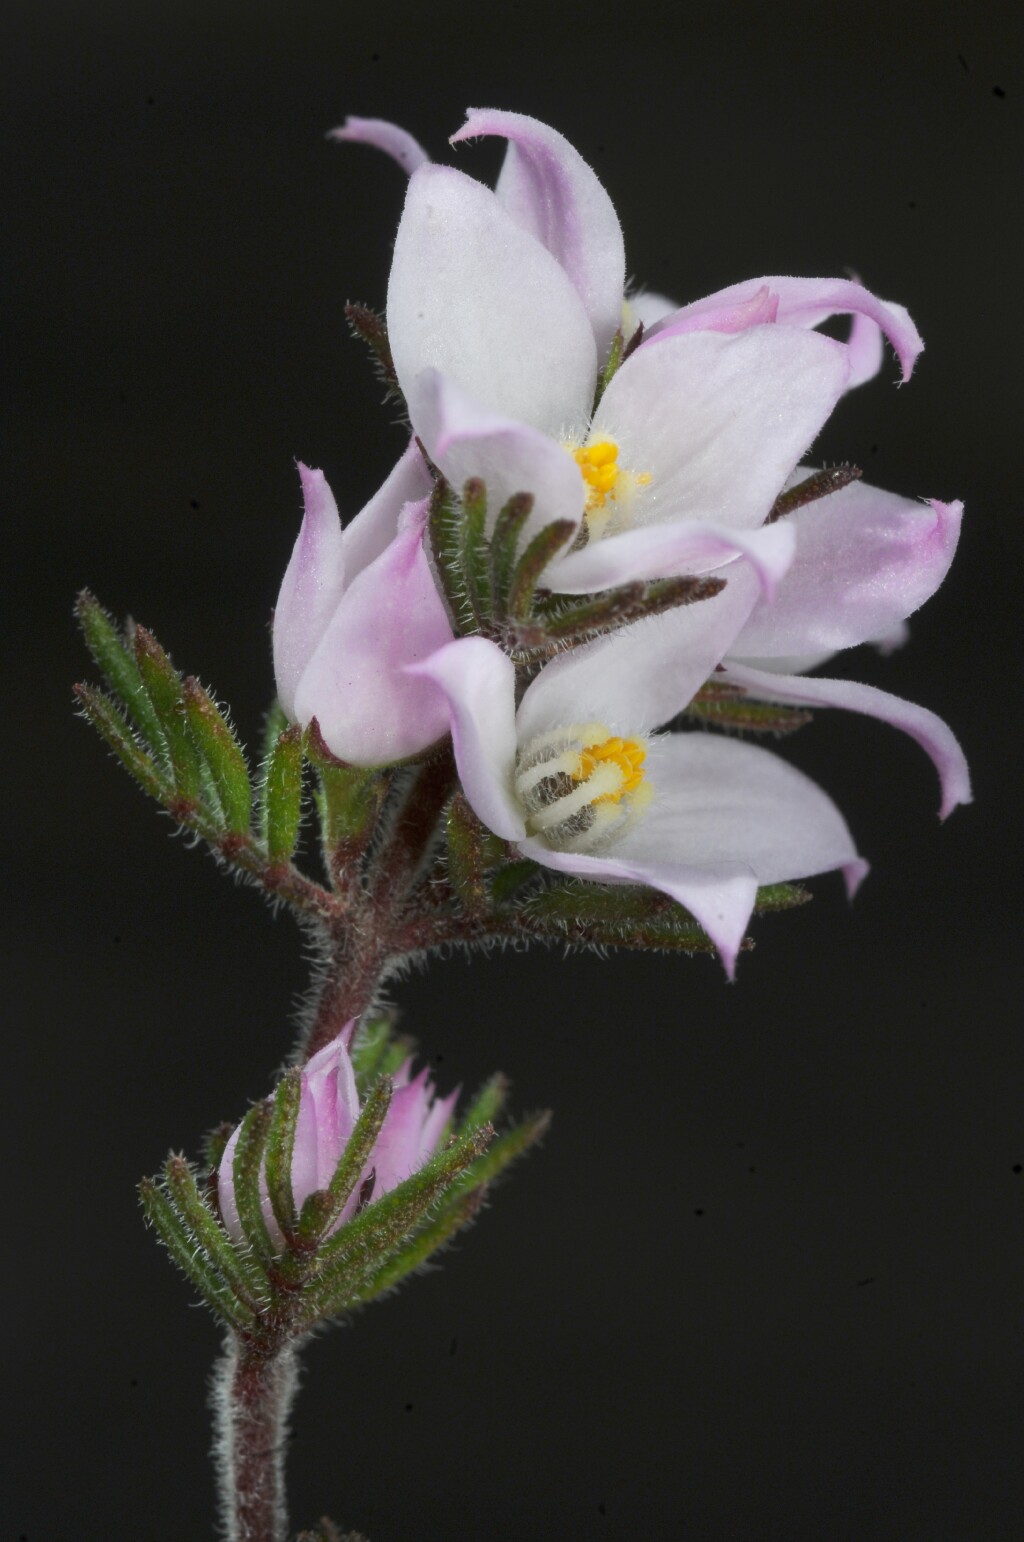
[217,1025,458,1250]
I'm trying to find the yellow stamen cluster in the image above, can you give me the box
[573,439,621,509]
[573,736,647,804]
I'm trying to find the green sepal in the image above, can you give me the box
[162,1155,266,1314]
[299,1125,491,1322]
[231,1099,278,1261]
[489,859,542,907]
[489,492,534,616]
[132,625,204,805]
[201,1120,235,1172]
[592,326,624,411]
[261,725,304,863]
[73,684,170,802]
[182,676,252,833]
[354,1186,487,1304]
[527,573,726,653]
[459,477,492,629]
[446,792,492,911]
[454,1108,551,1191]
[261,700,289,768]
[75,590,169,761]
[458,1072,509,1133]
[139,1175,255,1330]
[264,1068,303,1245]
[344,301,401,401]
[507,519,577,620]
[525,879,717,953]
[685,681,813,736]
[305,722,388,862]
[298,1075,394,1246]
[754,882,811,913]
[766,464,861,524]
[426,478,466,630]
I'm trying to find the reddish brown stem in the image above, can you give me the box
[214,1334,298,1542]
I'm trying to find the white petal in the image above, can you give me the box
[272,465,347,722]
[327,117,430,174]
[387,165,596,435]
[516,564,761,743]
[340,440,433,581]
[548,518,795,599]
[593,327,850,532]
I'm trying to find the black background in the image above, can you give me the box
[5,2,1023,1538]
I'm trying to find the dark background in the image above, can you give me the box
[5,1,1022,1538]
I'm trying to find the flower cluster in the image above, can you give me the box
[272,108,969,975]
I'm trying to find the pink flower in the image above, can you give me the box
[272,445,454,766]
[217,1024,459,1251]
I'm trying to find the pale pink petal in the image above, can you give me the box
[409,637,524,840]
[339,440,433,581]
[632,284,780,340]
[416,1083,460,1162]
[217,1124,244,1246]
[273,465,347,722]
[720,662,972,819]
[516,566,761,744]
[548,517,795,600]
[645,276,922,383]
[451,108,625,359]
[735,488,963,657]
[294,498,453,766]
[373,1071,435,1194]
[387,165,596,436]
[327,116,430,174]
[594,327,849,531]
[409,369,585,542]
[846,309,885,388]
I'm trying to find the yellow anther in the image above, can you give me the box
[573,735,647,805]
[570,438,651,529]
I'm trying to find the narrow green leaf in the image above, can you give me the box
[533,574,725,648]
[139,1176,254,1329]
[182,677,252,833]
[73,684,169,801]
[766,464,861,525]
[684,682,813,736]
[426,477,466,629]
[232,1100,277,1260]
[344,301,401,399]
[525,880,717,953]
[459,477,492,629]
[356,1187,487,1304]
[455,1109,551,1190]
[507,519,577,620]
[132,625,204,804]
[446,793,490,911]
[489,492,534,617]
[264,1069,302,1245]
[75,590,168,759]
[262,725,304,863]
[754,882,811,913]
[458,1073,509,1134]
[592,326,624,411]
[489,859,541,907]
[301,1127,491,1322]
[261,700,289,767]
[299,1076,394,1245]
[304,725,388,858]
[162,1156,266,1313]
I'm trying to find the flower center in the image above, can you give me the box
[515,722,652,852]
[570,438,652,538]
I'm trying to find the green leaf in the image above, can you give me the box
[454,1109,551,1190]
[132,625,204,805]
[231,1099,277,1260]
[261,725,304,863]
[305,725,388,862]
[162,1156,265,1313]
[182,677,252,834]
[506,519,577,620]
[299,1076,394,1246]
[344,301,401,400]
[426,477,466,629]
[75,590,168,760]
[592,326,624,411]
[525,880,718,953]
[446,793,491,911]
[766,464,861,525]
[261,700,289,767]
[349,1016,399,1095]
[139,1175,255,1329]
[489,859,541,907]
[754,882,811,913]
[684,682,813,736]
[458,1072,509,1134]
[459,477,492,629]
[73,684,169,802]
[355,1187,486,1303]
[300,1125,491,1322]
[264,1069,302,1245]
[531,574,725,651]
[488,492,534,617]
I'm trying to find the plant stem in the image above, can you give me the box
[213,1333,300,1542]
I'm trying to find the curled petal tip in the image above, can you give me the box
[327,116,430,174]
[844,858,871,900]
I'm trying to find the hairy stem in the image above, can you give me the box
[213,1333,300,1542]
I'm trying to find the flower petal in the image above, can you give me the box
[594,326,850,531]
[735,487,963,656]
[387,165,596,435]
[644,276,922,383]
[293,498,453,766]
[409,369,585,541]
[548,516,795,600]
[517,565,761,743]
[327,116,430,174]
[273,465,347,722]
[719,662,972,819]
[339,440,433,582]
[409,637,525,839]
[451,108,626,360]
